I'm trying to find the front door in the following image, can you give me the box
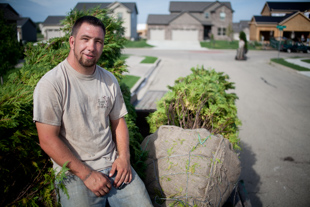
[204,26,211,40]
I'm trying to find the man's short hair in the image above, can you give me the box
[71,16,106,37]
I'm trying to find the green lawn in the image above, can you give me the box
[270,58,310,71]
[124,39,154,48]
[120,54,130,61]
[301,59,310,63]
[120,75,140,89]
[37,33,44,41]
[200,40,238,49]
[200,40,260,50]
[140,56,157,64]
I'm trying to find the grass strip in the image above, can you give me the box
[140,56,158,64]
[270,58,310,71]
[124,39,154,48]
[200,40,259,50]
[301,59,310,63]
[120,54,130,61]
[120,75,140,89]
[200,40,238,49]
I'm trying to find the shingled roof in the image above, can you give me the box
[17,17,36,28]
[74,2,138,14]
[169,1,233,13]
[265,1,310,13]
[252,12,298,24]
[0,3,20,21]
[233,20,250,33]
[43,16,66,26]
[148,1,231,25]
[147,14,178,25]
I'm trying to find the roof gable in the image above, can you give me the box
[169,11,201,25]
[169,1,233,13]
[17,17,36,28]
[280,11,310,25]
[43,16,66,26]
[252,11,308,25]
[0,3,20,20]
[261,2,310,14]
[252,15,284,24]
[74,2,138,14]
[147,14,178,25]
[74,2,111,11]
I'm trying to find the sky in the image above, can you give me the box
[1,0,309,24]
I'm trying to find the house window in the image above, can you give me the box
[220,12,226,20]
[217,28,226,36]
[205,12,209,18]
[117,12,123,20]
[217,28,221,35]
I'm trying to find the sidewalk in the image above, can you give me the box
[147,40,208,51]
[124,55,161,104]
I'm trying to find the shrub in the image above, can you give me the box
[239,31,248,51]
[147,66,241,149]
[0,12,23,80]
[0,7,146,206]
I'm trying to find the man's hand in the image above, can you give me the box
[109,117,132,189]
[83,170,112,197]
[109,156,132,188]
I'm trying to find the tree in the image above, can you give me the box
[0,12,22,84]
[226,23,234,42]
[239,31,248,52]
[0,7,146,206]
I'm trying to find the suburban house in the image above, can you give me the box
[233,20,250,41]
[41,16,66,40]
[0,3,37,43]
[74,2,138,40]
[249,2,310,42]
[147,1,234,41]
[17,18,37,42]
[40,2,138,41]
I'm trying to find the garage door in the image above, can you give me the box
[150,29,165,41]
[172,29,198,41]
[47,29,61,40]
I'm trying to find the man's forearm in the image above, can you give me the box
[109,117,132,186]
[36,122,92,180]
[111,117,130,159]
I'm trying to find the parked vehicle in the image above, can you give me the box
[270,37,310,53]
[293,42,310,53]
[281,41,310,53]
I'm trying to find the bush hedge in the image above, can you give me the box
[147,66,242,149]
[0,8,146,206]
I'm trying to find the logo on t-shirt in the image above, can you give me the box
[98,96,109,108]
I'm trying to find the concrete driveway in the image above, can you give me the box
[123,48,310,207]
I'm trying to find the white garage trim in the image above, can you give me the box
[172,29,198,41]
[150,29,165,41]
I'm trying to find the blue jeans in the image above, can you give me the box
[57,167,153,207]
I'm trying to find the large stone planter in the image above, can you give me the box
[141,126,241,207]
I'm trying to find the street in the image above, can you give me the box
[123,48,310,207]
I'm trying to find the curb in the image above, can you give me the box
[269,61,310,79]
[130,58,161,104]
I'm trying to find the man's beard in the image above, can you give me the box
[74,48,97,68]
[78,55,96,68]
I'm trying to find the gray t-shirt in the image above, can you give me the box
[33,59,128,172]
